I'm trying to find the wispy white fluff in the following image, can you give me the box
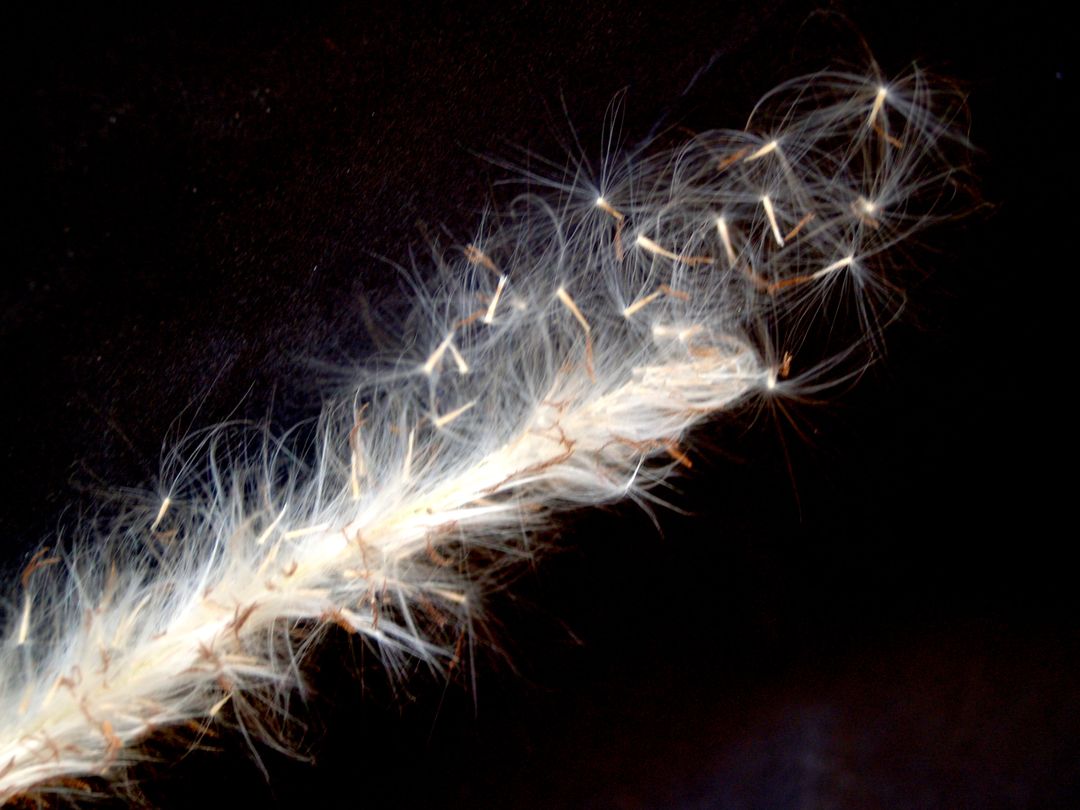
[0,68,968,801]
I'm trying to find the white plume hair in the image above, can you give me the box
[0,65,969,801]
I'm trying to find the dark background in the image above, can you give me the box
[2,2,1074,807]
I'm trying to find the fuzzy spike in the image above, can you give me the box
[0,66,970,802]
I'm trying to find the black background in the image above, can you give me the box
[3,2,1075,807]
